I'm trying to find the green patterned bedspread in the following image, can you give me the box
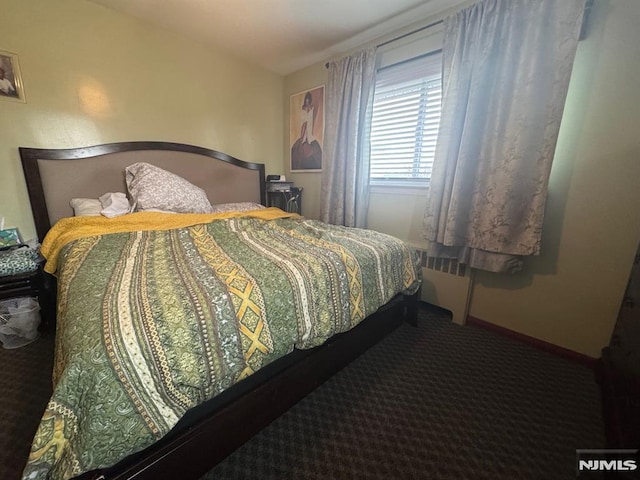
[23,214,420,480]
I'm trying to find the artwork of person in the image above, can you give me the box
[0,67,17,97]
[291,90,323,171]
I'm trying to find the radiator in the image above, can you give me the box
[410,245,474,325]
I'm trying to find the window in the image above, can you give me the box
[369,51,442,186]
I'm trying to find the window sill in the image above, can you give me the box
[369,183,429,196]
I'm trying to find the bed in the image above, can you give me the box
[18,141,421,480]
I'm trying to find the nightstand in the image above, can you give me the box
[0,264,55,329]
[266,187,303,214]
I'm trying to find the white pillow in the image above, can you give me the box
[125,162,213,214]
[70,198,102,217]
[210,202,265,213]
[99,192,133,218]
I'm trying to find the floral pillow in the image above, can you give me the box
[125,162,213,214]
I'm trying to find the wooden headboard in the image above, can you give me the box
[19,141,266,242]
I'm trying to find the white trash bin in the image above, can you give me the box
[0,297,41,349]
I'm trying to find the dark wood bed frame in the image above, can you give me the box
[19,141,419,480]
[20,141,267,241]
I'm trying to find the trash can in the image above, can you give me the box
[0,297,41,349]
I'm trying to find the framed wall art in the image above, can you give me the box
[0,50,26,103]
[290,85,324,172]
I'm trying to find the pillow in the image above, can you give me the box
[99,192,133,218]
[210,202,265,213]
[70,198,102,217]
[125,162,213,214]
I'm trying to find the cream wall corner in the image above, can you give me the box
[0,0,284,240]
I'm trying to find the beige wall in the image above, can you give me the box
[0,0,283,241]
[283,0,640,358]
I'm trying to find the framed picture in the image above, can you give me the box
[0,228,22,248]
[0,50,26,103]
[290,85,324,172]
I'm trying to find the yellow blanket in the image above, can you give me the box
[41,208,298,274]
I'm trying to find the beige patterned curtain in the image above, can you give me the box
[423,0,587,273]
[320,48,377,227]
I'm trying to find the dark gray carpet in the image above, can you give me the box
[0,329,54,480]
[0,304,604,480]
[202,305,604,480]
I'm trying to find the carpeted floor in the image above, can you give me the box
[0,329,54,480]
[1,304,604,480]
[202,305,605,480]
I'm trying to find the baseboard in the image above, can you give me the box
[466,315,599,370]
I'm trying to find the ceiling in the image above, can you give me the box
[88,0,460,75]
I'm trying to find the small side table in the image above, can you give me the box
[267,187,303,214]
[0,264,55,329]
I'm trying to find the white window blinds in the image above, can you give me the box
[369,51,443,185]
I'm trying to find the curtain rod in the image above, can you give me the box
[325,18,444,68]
[325,0,593,69]
[378,18,444,48]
